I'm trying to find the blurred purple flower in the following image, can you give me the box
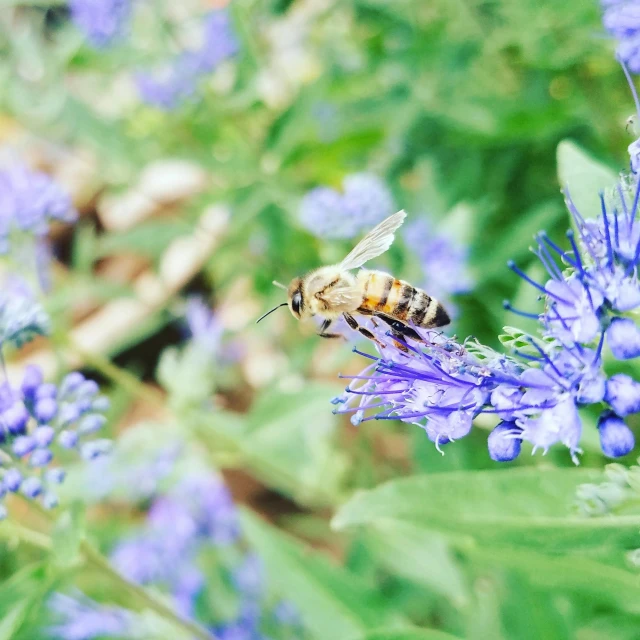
[602,0,640,72]
[0,163,77,289]
[0,366,110,517]
[48,592,134,640]
[69,0,131,48]
[135,10,238,110]
[403,217,472,318]
[185,297,224,357]
[300,173,394,239]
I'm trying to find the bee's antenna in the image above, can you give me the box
[272,280,287,290]
[256,303,289,323]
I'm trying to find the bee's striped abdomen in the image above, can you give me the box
[357,271,450,328]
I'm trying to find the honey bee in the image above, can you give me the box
[257,210,450,346]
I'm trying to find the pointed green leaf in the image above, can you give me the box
[332,468,640,552]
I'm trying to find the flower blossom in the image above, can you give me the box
[0,163,77,290]
[601,0,640,73]
[69,0,131,48]
[135,10,238,110]
[334,175,640,463]
[0,366,110,518]
[300,173,394,239]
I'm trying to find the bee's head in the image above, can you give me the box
[287,277,305,319]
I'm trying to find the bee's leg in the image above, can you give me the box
[318,319,342,339]
[373,312,424,342]
[343,313,386,348]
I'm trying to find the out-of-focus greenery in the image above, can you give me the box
[2,0,640,638]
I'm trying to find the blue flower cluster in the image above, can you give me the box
[602,0,640,72]
[403,217,473,318]
[334,177,640,463]
[0,366,110,517]
[134,10,239,110]
[49,472,304,640]
[69,0,131,48]
[300,173,394,239]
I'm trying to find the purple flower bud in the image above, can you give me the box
[21,365,43,399]
[80,439,111,460]
[598,411,635,458]
[42,492,58,509]
[58,430,78,449]
[34,425,55,447]
[2,403,29,435]
[21,477,42,498]
[488,421,522,462]
[29,448,53,467]
[606,318,640,360]
[605,374,640,416]
[12,436,37,457]
[45,468,65,484]
[77,380,99,398]
[78,414,107,435]
[58,403,81,425]
[35,397,57,422]
[3,468,22,492]
[35,383,57,400]
[59,372,85,396]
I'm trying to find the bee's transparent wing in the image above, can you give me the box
[339,210,407,271]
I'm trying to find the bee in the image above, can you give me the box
[257,210,450,346]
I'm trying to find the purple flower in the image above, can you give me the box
[338,172,640,462]
[488,421,522,462]
[48,592,135,640]
[606,316,640,359]
[69,0,131,49]
[0,163,77,291]
[598,410,636,457]
[605,373,640,416]
[300,173,394,239]
[0,366,110,516]
[135,9,238,110]
[602,1,640,72]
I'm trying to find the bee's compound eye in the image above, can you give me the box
[291,291,302,316]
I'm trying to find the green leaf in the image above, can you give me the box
[332,468,640,553]
[240,509,407,639]
[467,545,640,615]
[347,629,462,640]
[0,563,50,639]
[556,140,618,220]
[364,521,469,607]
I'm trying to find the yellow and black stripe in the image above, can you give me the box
[358,272,450,328]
